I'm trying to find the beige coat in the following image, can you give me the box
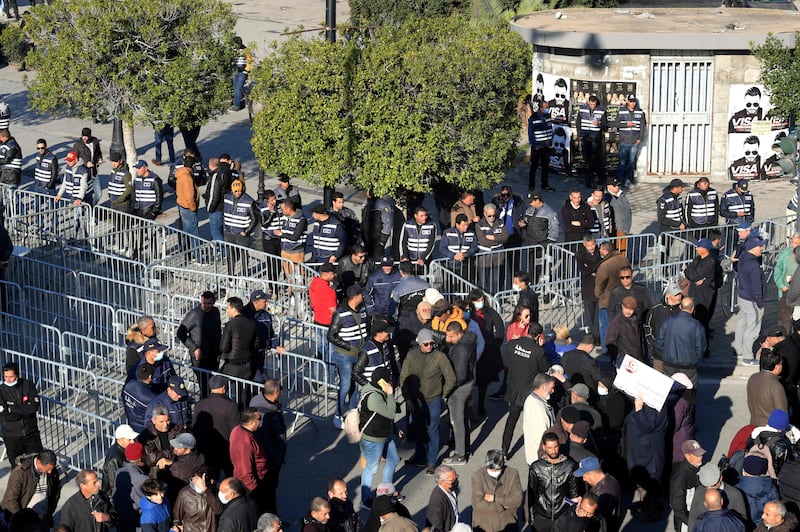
[594,251,630,309]
[471,466,523,532]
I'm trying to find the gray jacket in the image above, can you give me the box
[609,191,632,234]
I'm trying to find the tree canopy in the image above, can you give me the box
[24,0,238,158]
[250,16,530,197]
[349,0,464,26]
[752,32,800,121]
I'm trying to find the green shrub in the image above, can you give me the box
[0,23,25,63]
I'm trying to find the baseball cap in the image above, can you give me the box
[372,319,394,334]
[168,376,189,398]
[431,299,452,317]
[737,221,752,231]
[424,288,445,306]
[695,238,713,250]
[170,432,197,449]
[766,325,786,338]
[125,442,144,461]
[231,179,244,192]
[81,127,92,137]
[745,238,766,251]
[627,94,637,101]
[133,159,149,169]
[142,337,168,352]
[208,374,229,390]
[737,179,749,191]
[608,179,623,187]
[346,284,363,297]
[311,203,328,214]
[250,289,270,302]
[110,152,123,163]
[560,406,580,424]
[664,281,682,297]
[65,151,78,163]
[668,178,688,189]
[574,456,601,477]
[379,257,394,267]
[371,495,394,516]
[528,192,543,202]
[571,420,590,439]
[698,463,721,487]
[115,424,139,441]
[680,439,706,457]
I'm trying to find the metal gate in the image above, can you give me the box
[649,56,714,175]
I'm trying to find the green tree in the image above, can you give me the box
[350,0,464,26]
[250,16,530,197]
[752,32,800,120]
[24,0,237,165]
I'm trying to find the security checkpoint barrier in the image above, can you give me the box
[76,272,171,317]
[5,255,79,295]
[494,274,585,332]
[467,244,546,295]
[279,318,336,391]
[21,286,117,344]
[62,331,129,379]
[0,279,22,311]
[428,259,481,300]
[62,245,148,285]
[0,311,63,362]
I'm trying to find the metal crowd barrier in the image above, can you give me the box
[279,318,336,390]
[5,255,79,295]
[0,311,63,362]
[76,272,171,316]
[62,331,128,377]
[20,286,117,344]
[495,274,585,332]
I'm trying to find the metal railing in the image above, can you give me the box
[0,311,63,362]
[20,286,117,344]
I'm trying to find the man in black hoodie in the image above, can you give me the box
[442,321,477,466]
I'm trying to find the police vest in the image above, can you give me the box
[686,189,718,226]
[223,193,255,234]
[133,173,159,209]
[259,203,282,239]
[335,307,368,347]
[579,106,605,136]
[0,138,22,173]
[722,190,754,220]
[0,102,9,130]
[34,151,57,188]
[107,166,129,202]
[476,221,505,253]
[280,212,306,252]
[529,113,553,147]
[400,222,436,260]
[617,108,645,143]
[311,218,343,262]
[62,164,90,200]
[360,339,396,383]
[442,228,476,256]
[658,193,683,225]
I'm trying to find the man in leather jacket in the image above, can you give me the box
[528,432,579,530]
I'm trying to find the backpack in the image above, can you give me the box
[343,391,376,444]
[730,436,780,479]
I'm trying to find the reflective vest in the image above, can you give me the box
[720,189,754,223]
[686,188,718,227]
[107,166,129,202]
[133,172,159,210]
[0,102,9,130]
[223,192,256,234]
[33,151,58,188]
[62,164,90,200]
[528,112,553,148]
[399,221,437,261]
[657,191,684,228]
[310,217,345,263]
[259,203,282,240]
[334,307,368,348]
[617,108,646,144]
[579,105,605,137]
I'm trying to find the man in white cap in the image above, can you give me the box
[687,462,747,531]
[645,281,683,372]
[102,424,139,494]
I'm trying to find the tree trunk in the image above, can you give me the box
[122,121,138,168]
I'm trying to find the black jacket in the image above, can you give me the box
[448,331,477,386]
[576,245,602,302]
[669,460,700,529]
[73,136,102,176]
[426,486,458,532]
[219,314,261,363]
[528,456,579,522]
[1,453,61,518]
[561,200,594,243]
[644,302,680,361]
[517,287,539,324]
[503,337,550,405]
[250,393,287,467]
[101,443,126,494]
[0,378,40,438]
[192,393,240,465]
[176,305,222,361]
[60,490,117,532]
[560,349,604,402]
[218,495,260,532]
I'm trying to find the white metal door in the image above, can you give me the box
[649,57,714,175]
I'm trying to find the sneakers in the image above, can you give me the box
[740,358,760,366]
[425,466,435,475]
[442,454,467,466]
[150,159,162,166]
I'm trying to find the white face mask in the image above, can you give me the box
[598,386,609,396]
[190,480,205,494]
[217,491,228,505]
[512,284,521,291]
[3,380,17,387]
[487,469,502,478]
[474,301,484,310]
[153,351,165,362]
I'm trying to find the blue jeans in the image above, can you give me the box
[154,124,175,163]
[233,72,247,108]
[178,206,200,259]
[599,308,609,352]
[360,437,399,501]
[617,142,641,183]
[208,210,224,242]
[414,397,443,467]
[333,351,358,417]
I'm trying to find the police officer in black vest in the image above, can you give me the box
[577,95,608,188]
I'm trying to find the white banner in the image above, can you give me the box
[612,355,677,412]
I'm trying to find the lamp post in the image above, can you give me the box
[322,0,336,210]
[109,116,125,162]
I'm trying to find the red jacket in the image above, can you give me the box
[229,425,268,491]
[310,276,336,325]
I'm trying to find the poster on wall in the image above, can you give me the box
[540,73,572,175]
[727,84,789,181]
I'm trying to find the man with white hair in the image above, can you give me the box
[475,203,509,294]
[757,500,799,531]
[425,465,460,532]
[255,513,282,532]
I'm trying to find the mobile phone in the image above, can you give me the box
[378,378,389,388]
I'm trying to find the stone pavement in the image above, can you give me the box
[0,0,797,530]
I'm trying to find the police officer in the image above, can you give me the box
[273,173,302,208]
[223,179,258,248]
[389,261,431,321]
[616,94,647,187]
[277,198,308,279]
[528,95,554,193]
[0,128,22,186]
[365,257,402,318]
[107,153,133,213]
[309,203,347,264]
[243,290,286,383]
[520,192,560,247]
[656,178,687,232]
[577,95,608,188]
[258,189,282,256]
[685,177,719,229]
[132,160,163,219]
[55,151,91,206]
[399,206,438,274]
[121,364,157,433]
[32,138,59,192]
[720,179,755,225]
[440,213,478,274]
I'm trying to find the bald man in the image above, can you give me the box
[693,489,745,532]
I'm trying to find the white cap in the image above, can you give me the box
[115,424,139,440]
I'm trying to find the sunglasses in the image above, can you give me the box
[554,93,566,99]
[620,275,632,279]
[420,342,434,347]
[744,151,758,156]
[36,146,46,150]
[745,102,759,108]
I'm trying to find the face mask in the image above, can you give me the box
[598,386,609,396]
[487,469,502,478]
[474,301,484,310]
[190,480,205,494]
[379,518,385,525]
[451,480,459,491]
[153,351,165,362]
[463,311,471,320]
[218,491,229,504]
[512,284,521,291]
[4,380,17,387]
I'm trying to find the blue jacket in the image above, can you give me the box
[364,268,402,317]
[121,379,156,433]
[623,405,668,480]
[139,496,171,530]
[738,250,766,307]
[656,311,707,367]
[737,475,778,526]
[693,509,745,532]
[144,391,192,429]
